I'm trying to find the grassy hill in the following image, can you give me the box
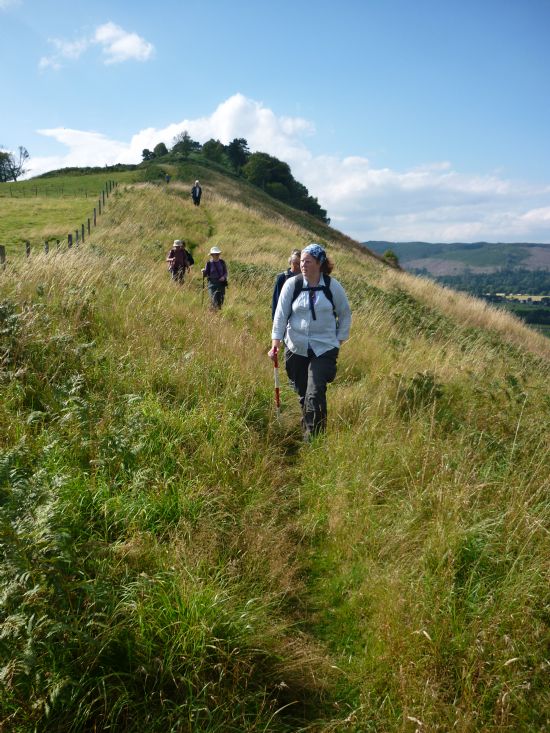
[366,240,550,276]
[1,167,549,731]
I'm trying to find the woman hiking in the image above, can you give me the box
[269,243,351,442]
[202,246,228,310]
[166,239,190,284]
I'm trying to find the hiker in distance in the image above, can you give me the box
[202,246,228,310]
[166,239,191,284]
[269,243,351,442]
[271,248,301,319]
[191,180,202,206]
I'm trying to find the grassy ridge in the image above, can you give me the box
[1,176,549,731]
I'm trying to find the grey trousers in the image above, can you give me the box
[285,347,339,438]
[207,279,225,308]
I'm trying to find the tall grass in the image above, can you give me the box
[1,177,549,731]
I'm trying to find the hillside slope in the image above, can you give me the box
[1,169,549,732]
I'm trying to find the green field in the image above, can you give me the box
[1,168,549,732]
[0,172,136,256]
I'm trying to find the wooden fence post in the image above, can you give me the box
[0,245,5,267]
[81,223,85,242]
[44,240,49,254]
[26,241,31,257]
[98,199,102,215]
[87,218,91,235]
[102,190,105,206]
[75,229,79,245]
[68,233,73,249]
[94,208,97,226]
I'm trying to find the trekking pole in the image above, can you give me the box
[201,275,205,305]
[273,347,281,420]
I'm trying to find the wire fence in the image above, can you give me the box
[0,180,118,266]
[0,186,94,198]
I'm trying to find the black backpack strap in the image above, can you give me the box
[321,275,336,319]
[290,274,336,321]
[291,274,304,304]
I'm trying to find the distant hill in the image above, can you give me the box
[365,240,550,275]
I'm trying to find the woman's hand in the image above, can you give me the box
[268,340,281,361]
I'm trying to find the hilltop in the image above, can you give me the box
[1,164,549,732]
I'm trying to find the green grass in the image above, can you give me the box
[0,172,136,255]
[1,172,549,731]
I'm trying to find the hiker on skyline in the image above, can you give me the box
[166,239,190,284]
[271,249,301,319]
[191,180,202,206]
[202,246,228,309]
[269,243,351,442]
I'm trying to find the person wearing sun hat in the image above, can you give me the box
[269,242,351,441]
[166,239,190,284]
[202,246,228,309]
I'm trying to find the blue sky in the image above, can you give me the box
[1,0,550,242]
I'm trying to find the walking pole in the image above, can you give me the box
[201,275,205,305]
[273,347,281,420]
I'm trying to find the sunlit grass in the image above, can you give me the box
[1,174,549,731]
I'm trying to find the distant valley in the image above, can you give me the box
[365,240,550,275]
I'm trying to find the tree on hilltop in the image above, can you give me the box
[226,137,250,173]
[153,142,169,158]
[243,152,293,190]
[171,131,200,158]
[0,146,29,182]
[142,148,154,161]
[202,139,225,163]
[243,151,328,221]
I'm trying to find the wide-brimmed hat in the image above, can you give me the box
[209,246,222,255]
[173,239,184,247]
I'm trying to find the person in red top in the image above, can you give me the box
[166,239,190,284]
[202,246,228,309]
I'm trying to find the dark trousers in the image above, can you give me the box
[171,267,185,283]
[285,347,339,438]
[207,280,225,309]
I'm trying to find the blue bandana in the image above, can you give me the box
[302,243,327,263]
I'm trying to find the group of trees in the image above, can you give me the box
[142,133,250,173]
[0,146,29,182]
[141,133,328,221]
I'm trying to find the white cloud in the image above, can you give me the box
[39,36,89,69]
[38,22,153,70]
[27,94,550,243]
[93,22,154,64]
[38,56,62,71]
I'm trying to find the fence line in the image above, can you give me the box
[0,185,96,199]
[0,180,118,265]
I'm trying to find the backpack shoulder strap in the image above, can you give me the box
[322,275,337,320]
[291,274,304,304]
[322,275,333,300]
[290,274,337,320]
